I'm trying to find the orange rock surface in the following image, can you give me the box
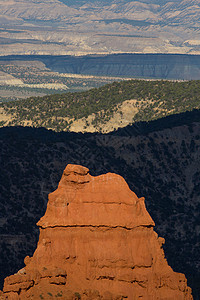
[1,164,193,299]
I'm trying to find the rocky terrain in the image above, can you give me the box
[0,164,193,299]
[0,109,200,298]
[0,0,200,56]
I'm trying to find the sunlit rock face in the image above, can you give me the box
[1,164,193,299]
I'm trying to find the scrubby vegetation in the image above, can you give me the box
[1,79,200,131]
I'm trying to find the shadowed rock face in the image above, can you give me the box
[0,164,193,299]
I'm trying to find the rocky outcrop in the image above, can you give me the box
[1,164,193,299]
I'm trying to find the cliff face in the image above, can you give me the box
[43,54,200,80]
[1,164,193,299]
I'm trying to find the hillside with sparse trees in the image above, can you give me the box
[1,79,200,132]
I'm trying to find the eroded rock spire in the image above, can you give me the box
[0,164,193,299]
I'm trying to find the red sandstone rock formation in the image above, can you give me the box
[1,164,193,299]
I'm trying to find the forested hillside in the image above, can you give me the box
[1,79,200,132]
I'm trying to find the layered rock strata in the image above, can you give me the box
[1,164,193,299]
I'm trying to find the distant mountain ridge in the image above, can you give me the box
[0,0,200,55]
[1,54,200,82]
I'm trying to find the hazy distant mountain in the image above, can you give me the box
[0,0,200,56]
[59,0,181,5]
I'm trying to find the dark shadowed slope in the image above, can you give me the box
[0,110,200,298]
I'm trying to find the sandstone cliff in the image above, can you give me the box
[0,164,193,299]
